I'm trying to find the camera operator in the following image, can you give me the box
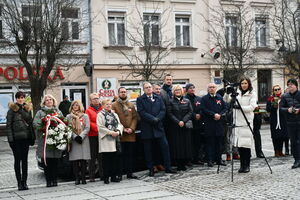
[225,77,257,173]
[280,78,300,169]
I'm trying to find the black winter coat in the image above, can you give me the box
[267,96,288,139]
[6,103,34,142]
[137,93,166,140]
[280,91,300,124]
[200,93,227,137]
[185,94,205,131]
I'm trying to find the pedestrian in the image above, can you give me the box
[6,91,35,190]
[226,77,257,173]
[97,99,123,184]
[59,95,71,117]
[66,100,90,185]
[160,74,173,106]
[137,82,176,176]
[152,83,161,95]
[33,94,64,187]
[184,83,205,165]
[253,110,264,158]
[267,85,289,157]
[167,85,193,171]
[280,78,300,169]
[85,93,103,182]
[112,87,138,180]
[201,83,227,167]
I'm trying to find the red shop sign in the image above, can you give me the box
[0,66,65,81]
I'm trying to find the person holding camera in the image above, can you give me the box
[66,100,90,185]
[201,83,227,167]
[280,78,300,169]
[6,91,35,190]
[228,77,257,173]
[167,85,193,171]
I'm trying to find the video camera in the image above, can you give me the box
[223,79,239,95]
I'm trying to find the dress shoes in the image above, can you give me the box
[52,180,58,187]
[46,181,52,187]
[104,178,109,184]
[127,173,138,179]
[81,180,87,184]
[75,179,80,185]
[156,165,165,171]
[117,175,122,181]
[111,177,120,183]
[217,160,227,166]
[207,161,214,167]
[238,167,245,173]
[165,168,177,174]
[257,152,265,158]
[18,182,24,190]
[149,169,155,177]
[291,160,300,169]
[192,160,205,165]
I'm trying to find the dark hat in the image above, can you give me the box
[185,83,195,91]
[63,95,69,99]
[287,78,298,87]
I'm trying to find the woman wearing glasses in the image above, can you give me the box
[266,85,289,157]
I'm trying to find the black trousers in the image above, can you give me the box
[205,136,224,163]
[44,158,59,182]
[191,129,205,162]
[121,142,135,175]
[73,160,87,181]
[238,147,251,167]
[253,129,263,156]
[9,140,30,183]
[88,136,103,178]
[272,138,284,152]
[102,152,118,179]
[287,125,300,161]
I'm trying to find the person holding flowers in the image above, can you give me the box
[66,100,90,185]
[97,99,123,184]
[267,85,289,157]
[33,94,71,187]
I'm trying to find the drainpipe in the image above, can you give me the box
[88,0,94,93]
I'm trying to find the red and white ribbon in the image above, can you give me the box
[42,114,66,166]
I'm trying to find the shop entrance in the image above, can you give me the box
[62,84,88,108]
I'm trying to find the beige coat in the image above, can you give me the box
[224,91,257,148]
[97,111,124,153]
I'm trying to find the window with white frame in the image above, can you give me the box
[256,18,267,47]
[143,14,160,46]
[175,16,191,46]
[61,8,80,40]
[108,13,125,46]
[225,16,238,47]
[22,5,42,39]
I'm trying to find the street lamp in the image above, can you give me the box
[84,59,93,77]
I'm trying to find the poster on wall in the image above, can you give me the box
[96,78,117,100]
[73,92,82,102]
[0,93,13,124]
[126,88,141,102]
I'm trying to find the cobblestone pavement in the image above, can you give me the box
[1,125,300,199]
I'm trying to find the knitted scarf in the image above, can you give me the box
[70,110,84,135]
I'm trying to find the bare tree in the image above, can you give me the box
[201,0,268,82]
[105,1,174,81]
[0,0,88,114]
[271,0,300,80]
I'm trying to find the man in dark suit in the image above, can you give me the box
[201,83,227,167]
[137,82,176,176]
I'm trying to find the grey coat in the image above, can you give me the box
[33,107,63,159]
[66,114,91,161]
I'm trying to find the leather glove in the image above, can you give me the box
[233,104,241,109]
[75,136,82,144]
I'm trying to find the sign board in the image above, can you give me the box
[96,78,117,100]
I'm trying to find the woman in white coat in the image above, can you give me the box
[97,99,123,184]
[226,77,257,173]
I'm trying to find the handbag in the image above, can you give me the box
[185,120,193,129]
[115,136,122,154]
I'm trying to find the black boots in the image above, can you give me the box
[238,157,250,173]
[18,180,29,191]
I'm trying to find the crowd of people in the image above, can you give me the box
[6,75,300,191]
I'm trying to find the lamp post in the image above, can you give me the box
[84,59,94,93]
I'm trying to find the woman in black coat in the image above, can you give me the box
[266,85,289,157]
[6,91,35,190]
[167,84,193,171]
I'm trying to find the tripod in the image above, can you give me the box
[217,90,272,182]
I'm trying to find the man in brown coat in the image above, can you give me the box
[112,87,138,179]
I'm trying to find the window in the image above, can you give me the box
[61,8,80,40]
[108,13,125,46]
[256,18,267,47]
[175,16,190,46]
[143,14,160,46]
[225,16,237,47]
[21,5,42,39]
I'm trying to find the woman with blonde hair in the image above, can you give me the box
[97,98,123,184]
[33,94,64,187]
[167,85,193,171]
[266,85,289,156]
[66,100,90,185]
